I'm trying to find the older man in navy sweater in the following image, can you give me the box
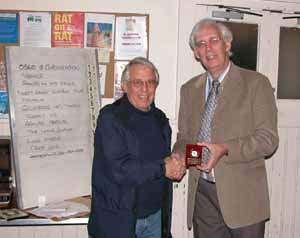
[88,57,185,238]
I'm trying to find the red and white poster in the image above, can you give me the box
[51,12,84,48]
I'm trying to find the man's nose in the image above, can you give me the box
[205,42,212,49]
[141,82,149,91]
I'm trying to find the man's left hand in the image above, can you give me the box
[195,142,228,172]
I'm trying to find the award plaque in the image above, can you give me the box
[185,144,203,168]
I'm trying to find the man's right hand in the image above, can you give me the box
[164,153,186,181]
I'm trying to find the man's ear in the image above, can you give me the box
[225,40,232,54]
[193,50,200,61]
[121,80,128,92]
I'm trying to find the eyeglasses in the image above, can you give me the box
[195,37,221,49]
[129,80,158,89]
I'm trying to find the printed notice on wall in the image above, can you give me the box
[0,13,18,43]
[114,61,128,100]
[51,12,84,48]
[98,64,106,96]
[0,61,8,119]
[19,12,51,47]
[85,13,115,50]
[115,16,147,60]
[5,47,97,209]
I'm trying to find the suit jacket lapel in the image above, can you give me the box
[213,64,244,138]
[192,73,207,142]
[216,64,243,114]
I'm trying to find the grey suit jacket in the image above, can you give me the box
[173,63,279,229]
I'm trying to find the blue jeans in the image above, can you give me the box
[135,209,162,238]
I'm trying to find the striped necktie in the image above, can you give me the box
[197,79,220,182]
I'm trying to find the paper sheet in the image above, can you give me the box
[29,201,89,219]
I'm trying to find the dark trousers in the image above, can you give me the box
[193,178,265,238]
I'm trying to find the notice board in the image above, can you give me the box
[0,11,149,138]
[5,46,99,209]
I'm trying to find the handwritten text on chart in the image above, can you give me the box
[14,63,88,159]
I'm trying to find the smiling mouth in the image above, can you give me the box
[138,95,148,100]
[206,54,216,60]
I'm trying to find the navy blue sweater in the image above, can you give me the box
[129,103,166,218]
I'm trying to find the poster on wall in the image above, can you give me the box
[0,13,18,43]
[51,12,84,48]
[98,64,106,96]
[97,48,110,64]
[0,62,8,119]
[85,13,115,50]
[115,16,147,60]
[19,12,51,47]
[114,61,128,100]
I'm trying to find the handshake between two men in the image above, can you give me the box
[164,153,186,181]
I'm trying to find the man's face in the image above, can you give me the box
[193,24,231,78]
[122,64,157,111]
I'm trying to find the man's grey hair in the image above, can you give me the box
[189,18,233,51]
[121,57,160,84]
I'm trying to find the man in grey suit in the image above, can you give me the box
[173,18,279,238]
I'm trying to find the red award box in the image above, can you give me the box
[185,144,203,168]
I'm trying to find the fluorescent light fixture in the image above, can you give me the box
[212,10,244,20]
